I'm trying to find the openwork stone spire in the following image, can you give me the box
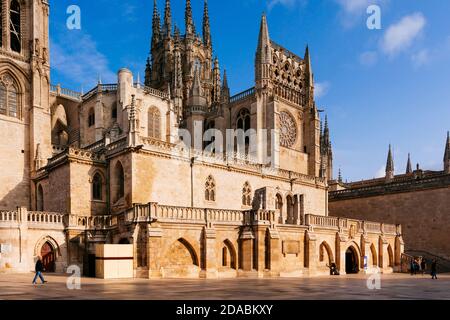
[163,0,172,38]
[203,0,212,47]
[152,0,161,49]
[185,0,196,35]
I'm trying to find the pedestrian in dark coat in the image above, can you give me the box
[431,260,438,280]
[32,256,48,284]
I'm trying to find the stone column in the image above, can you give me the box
[201,226,218,279]
[305,230,317,275]
[148,226,163,278]
[378,236,388,270]
[239,227,255,272]
[17,207,28,268]
[336,233,347,275]
[361,234,371,273]
[268,228,281,276]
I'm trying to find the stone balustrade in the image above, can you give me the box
[305,214,399,235]
[0,211,17,222]
[142,86,170,100]
[230,87,255,104]
[28,212,64,224]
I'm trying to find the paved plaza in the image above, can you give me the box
[0,273,449,300]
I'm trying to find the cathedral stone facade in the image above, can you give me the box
[0,0,403,278]
[330,140,450,267]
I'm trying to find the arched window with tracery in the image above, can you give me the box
[235,108,251,154]
[205,175,216,202]
[242,182,252,206]
[0,74,20,118]
[148,107,161,139]
[10,0,21,53]
[92,173,103,201]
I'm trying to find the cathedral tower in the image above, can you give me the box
[0,0,51,210]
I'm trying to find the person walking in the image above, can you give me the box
[410,260,415,276]
[32,256,48,284]
[431,260,438,280]
[421,258,427,276]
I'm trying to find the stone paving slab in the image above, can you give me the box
[0,273,449,300]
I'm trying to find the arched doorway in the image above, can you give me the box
[345,246,359,274]
[41,242,56,272]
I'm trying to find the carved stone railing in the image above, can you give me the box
[142,85,170,100]
[65,214,113,230]
[230,87,255,104]
[305,214,399,235]
[274,84,305,106]
[82,84,118,101]
[28,212,65,225]
[50,84,82,101]
[82,138,106,152]
[0,211,18,222]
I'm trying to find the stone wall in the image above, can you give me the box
[329,186,450,259]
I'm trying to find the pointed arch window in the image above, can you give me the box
[205,175,216,202]
[10,0,21,53]
[0,74,20,118]
[92,173,103,201]
[242,182,252,206]
[148,107,161,139]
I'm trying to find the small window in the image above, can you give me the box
[88,108,95,127]
[92,173,103,201]
[10,0,21,53]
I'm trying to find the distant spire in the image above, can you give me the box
[163,0,172,38]
[406,153,413,174]
[185,0,196,35]
[212,56,221,103]
[444,131,450,173]
[203,0,212,47]
[338,168,343,183]
[152,0,161,49]
[136,72,141,89]
[221,69,230,103]
[256,13,271,63]
[304,45,313,86]
[386,145,395,181]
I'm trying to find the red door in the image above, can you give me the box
[41,242,55,272]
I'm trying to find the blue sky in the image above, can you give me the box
[50,0,450,181]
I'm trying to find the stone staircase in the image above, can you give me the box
[406,249,450,274]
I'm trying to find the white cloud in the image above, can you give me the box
[336,0,373,15]
[51,31,116,90]
[381,12,426,56]
[411,49,430,68]
[359,51,378,66]
[334,0,388,28]
[267,0,306,11]
[375,165,385,178]
[315,82,330,99]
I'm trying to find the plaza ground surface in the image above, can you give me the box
[0,272,449,300]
